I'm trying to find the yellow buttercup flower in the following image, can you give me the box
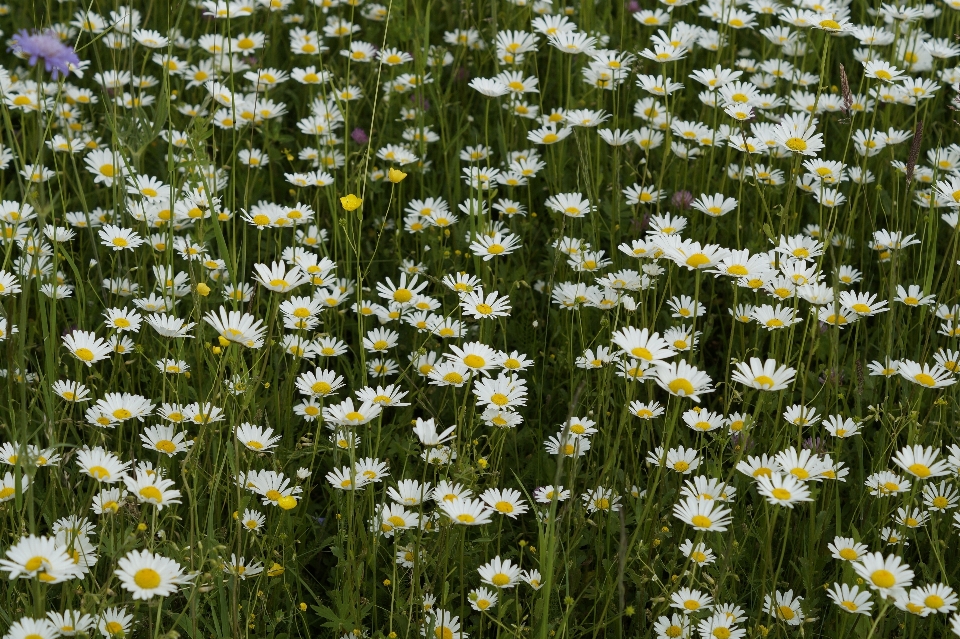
[340,194,362,211]
[387,168,407,183]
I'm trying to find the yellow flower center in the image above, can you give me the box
[785,137,807,152]
[463,354,486,368]
[491,393,509,406]
[685,253,710,267]
[668,378,695,395]
[870,569,895,589]
[139,486,163,502]
[914,373,936,387]
[156,440,176,453]
[771,488,791,500]
[754,375,775,388]
[134,568,162,589]
[89,465,111,479]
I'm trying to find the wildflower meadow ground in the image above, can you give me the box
[3,0,960,638]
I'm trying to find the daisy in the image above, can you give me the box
[472,374,527,410]
[923,481,959,511]
[533,486,571,503]
[469,232,522,260]
[545,192,594,218]
[652,361,714,402]
[469,587,498,612]
[581,486,622,513]
[460,289,512,319]
[140,425,193,456]
[92,487,128,514]
[898,360,956,388]
[866,471,911,497]
[203,307,267,348]
[374,504,419,537]
[222,554,264,580]
[680,476,735,502]
[765,590,804,625]
[682,408,724,432]
[892,445,951,479]
[670,587,713,614]
[123,469,181,509]
[527,123,572,145]
[384,480,431,508]
[773,112,824,156]
[114,549,192,599]
[653,614,690,639]
[544,433,591,457]
[76,447,130,483]
[478,556,521,588]
[629,400,665,419]
[731,358,796,391]
[672,497,733,532]
[240,509,266,532]
[424,610,466,639]
[679,539,715,566]
[610,327,675,364]
[144,313,196,338]
[755,473,813,507]
[326,466,371,491]
[907,583,958,615]
[752,304,801,330]
[51,380,90,402]
[0,534,81,583]
[235,423,282,452]
[46,610,94,636]
[440,498,493,525]
[98,225,145,251]
[839,291,888,316]
[0,471,29,501]
[823,415,861,438]
[853,552,915,597]
[98,607,134,638]
[253,261,308,293]
[829,537,869,562]
[84,148,124,185]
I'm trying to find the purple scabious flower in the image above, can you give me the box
[9,30,80,79]
[350,128,369,144]
[671,190,694,210]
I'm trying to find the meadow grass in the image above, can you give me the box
[1,0,960,638]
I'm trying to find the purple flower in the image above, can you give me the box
[9,30,80,79]
[626,0,641,11]
[351,128,369,144]
[671,190,694,210]
[801,437,827,455]
[409,93,430,111]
